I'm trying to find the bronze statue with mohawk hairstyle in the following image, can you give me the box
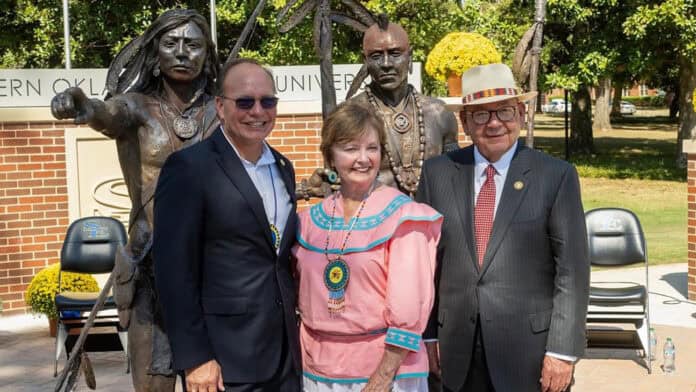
[347,17,459,197]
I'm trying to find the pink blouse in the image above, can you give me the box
[292,186,443,383]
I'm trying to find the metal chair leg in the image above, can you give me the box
[54,322,68,377]
[636,318,651,374]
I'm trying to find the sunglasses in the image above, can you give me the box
[219,95,279,110]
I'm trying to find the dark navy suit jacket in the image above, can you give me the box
[153,128,301,383]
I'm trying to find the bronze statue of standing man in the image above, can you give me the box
[349,17,459,197]
[51,9,219,391]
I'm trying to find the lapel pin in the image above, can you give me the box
[280,159,286,167]
[513,181,524,190]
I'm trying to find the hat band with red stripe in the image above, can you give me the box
[462,88,520,104]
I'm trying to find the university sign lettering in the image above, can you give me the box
[0,63,421,107]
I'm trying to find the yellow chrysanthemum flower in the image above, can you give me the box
[25,263,99,319]
[426,32,502,82]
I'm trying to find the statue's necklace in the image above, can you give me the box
[323,184,374,314]
[365,86,426,195]
[160,100,201,139]
[374,91,413,133]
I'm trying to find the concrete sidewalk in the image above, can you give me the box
[1,263,695,391]
[574,263,696,391]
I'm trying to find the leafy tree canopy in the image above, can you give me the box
[0,0,524,95]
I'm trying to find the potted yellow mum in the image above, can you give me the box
[25,263,100,336]
[426,32,502,96]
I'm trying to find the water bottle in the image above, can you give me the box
[663,337,675,374]
[649,328,657,360]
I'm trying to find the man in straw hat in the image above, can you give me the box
[416,63,589,392]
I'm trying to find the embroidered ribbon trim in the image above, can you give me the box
[462,87,520,103]
[385,327,421,352]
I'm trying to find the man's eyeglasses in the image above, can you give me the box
[468,106,517,125]
[219,95,279,110]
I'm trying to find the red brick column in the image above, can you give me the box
[0,122,69,315]
[688,153,696,300]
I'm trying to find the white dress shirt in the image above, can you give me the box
[473,143,516,217]
[224,132,292,253]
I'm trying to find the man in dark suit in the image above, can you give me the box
[416,63,589,392]
[153,58,301,392]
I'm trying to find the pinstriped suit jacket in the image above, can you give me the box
[416,142,590,392]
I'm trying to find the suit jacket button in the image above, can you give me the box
[469,316,476,323]
[275,299,283,307]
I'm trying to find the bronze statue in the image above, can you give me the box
[299,17,458,199]
[350,19,459,196]
[51,9,219,391]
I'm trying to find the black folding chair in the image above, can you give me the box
[54,216,129,376]
[585,208,651,373]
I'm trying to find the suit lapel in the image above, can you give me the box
[449,147,478,271]
[212,128,275,251]
[479,144,531,277]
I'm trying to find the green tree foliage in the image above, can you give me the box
[0,1,519,96]
[538,0,647,152]
[235,0,508,95]
[624,0,696,165]
[1,1,217,68]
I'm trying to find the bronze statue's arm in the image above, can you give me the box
[441,110,459,153]
[296,168,339,200]
[51,87,140,138]
[430,98,459,152]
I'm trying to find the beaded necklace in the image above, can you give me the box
[322,183,375,314]
[365,85,426,196]
[267,166,281,251]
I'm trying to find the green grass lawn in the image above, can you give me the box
[523,111,686,264]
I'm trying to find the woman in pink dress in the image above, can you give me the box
[292,102,443,391]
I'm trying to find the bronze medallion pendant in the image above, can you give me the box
[392,112,412,133]
[172,116,198,139]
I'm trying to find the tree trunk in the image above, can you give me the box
[318,0,336,120]
[676,55,696,168]
[570,85,594,154]
[595,77,612,132]
[525,0,547,148]
[611,80,623,117]
[670,84,680,120]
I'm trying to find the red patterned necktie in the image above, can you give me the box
[475,164,496,267]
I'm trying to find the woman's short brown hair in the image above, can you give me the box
[320,101,386,167]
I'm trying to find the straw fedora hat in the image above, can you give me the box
[443,63,537,111]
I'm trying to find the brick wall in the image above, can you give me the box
[0,113,466,314]
[688,156,696,300]
[267,114,324,181]
[0,121,68,315]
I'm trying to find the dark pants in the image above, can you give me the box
[444,318,495,392]
[443,318,573,392]
[184,331,300,392]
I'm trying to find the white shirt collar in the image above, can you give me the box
[473,140,518,179]
[222,127,276,167]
